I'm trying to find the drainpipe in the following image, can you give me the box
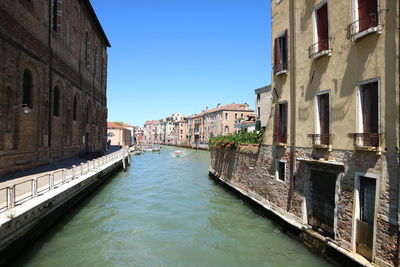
[287,0,297,212]
[48,0,53,150]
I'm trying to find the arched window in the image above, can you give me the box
[53,86,61,116]
[5,87,13,133]
[52,0,62,33]
[94,46,99,77]
[22,69,33,108]
[73,95,78,121]
[86,101,91,124]
[85,32,90,66]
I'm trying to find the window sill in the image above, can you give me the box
[354,145,382,155]
[312,49,332,60]
[352,25,382,42]
[274,142,287,148]
[275,69,288,76]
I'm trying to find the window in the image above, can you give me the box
[257,94,260,101]
[273,30,288,74]
[85,32,90,66]
[86,101,91,124]
[22,69,33,109]
[276,161,285,181]
[257,107,261,117]
[274,103,287,144]
[53,86,60,116]
[5,87,13,133]
[360,81,379,146]
[53,0,62,33]
[357,0,378,32]
[73,95,78,121]
[241,113,243,118]
[94,46,99,77]
[317,93,330,135]
[225,113,228,120]
[312,2,329,55]
[235,113,237,119]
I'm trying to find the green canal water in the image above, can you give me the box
[15,146,331,267]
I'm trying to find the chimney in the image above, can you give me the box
[217,103,221,108]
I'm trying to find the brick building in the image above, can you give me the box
[261,0,399,266]
[0,0,110,176]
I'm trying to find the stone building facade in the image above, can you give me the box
[0,0,110,176]
[254,85,272,130]
[257,0,399,266]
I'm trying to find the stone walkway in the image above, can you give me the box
[0,146,122,210]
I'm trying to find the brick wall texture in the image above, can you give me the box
[211,145,399,267]
[0,0,109,176]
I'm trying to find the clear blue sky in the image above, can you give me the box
[91,0,271,126]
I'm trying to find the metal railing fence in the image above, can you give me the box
[0,148,129,214]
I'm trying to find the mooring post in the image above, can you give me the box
[7,185,15,209]
[31,178,38,198]
[72,165,76,179]
[62,168,67,184]
[80,163,84,175]
[122,149,126,171]
[49,172,54,190]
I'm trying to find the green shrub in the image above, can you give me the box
[209,131,263,150]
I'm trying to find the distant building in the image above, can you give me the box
[143,120,160,144]
[254,85,272,131]
[234,114,256,133]
[0,0,110,176]
[107,122,132,147]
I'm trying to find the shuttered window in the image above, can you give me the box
[361,82,378,134]
[53,0,62,33]
[358,0,378,32]
[316,3,329,51]
[273,30,288,74]
[274,103,287,143]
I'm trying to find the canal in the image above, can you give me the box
[15,146,331,267]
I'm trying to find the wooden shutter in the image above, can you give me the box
[358,0,368,31]
[362,82,378,134]
[282,30,288,70]
[274,38,280,73]
[367,0,378,28]
[274,104,280,141]
[316,4,329,51]
[280,103,287,138]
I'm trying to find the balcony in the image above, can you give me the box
[308,134,333,151]
[273,134,287,147]
[346,10,385,42]
[308,38,333,60]
[273,60,288,76]
[348,133,382,154]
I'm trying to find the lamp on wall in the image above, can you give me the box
[0,104,32,115]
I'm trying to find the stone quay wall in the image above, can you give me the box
[210,145,399,267]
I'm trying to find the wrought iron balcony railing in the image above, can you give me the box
[273,134,287,145]
[308,38,334,59]
[346,10,385,40]
[348,133,381,149]
[307,134,333,148]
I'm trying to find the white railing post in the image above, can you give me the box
[80,163,84,175]
[7,185,15,209]
[49,173,54,190]
[62,168,67,184]
[72,165,76,179]
[31,178,38,198]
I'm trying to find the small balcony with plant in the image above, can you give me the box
[348,133,382,155]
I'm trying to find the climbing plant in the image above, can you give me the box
[208,130,263,150]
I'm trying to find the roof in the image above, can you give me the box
[123,124,134,127]
[107,122,124,129]
[205,103,253,114]
[255,85,271,94]
[144,120,159,125]
[84,0,111,47]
